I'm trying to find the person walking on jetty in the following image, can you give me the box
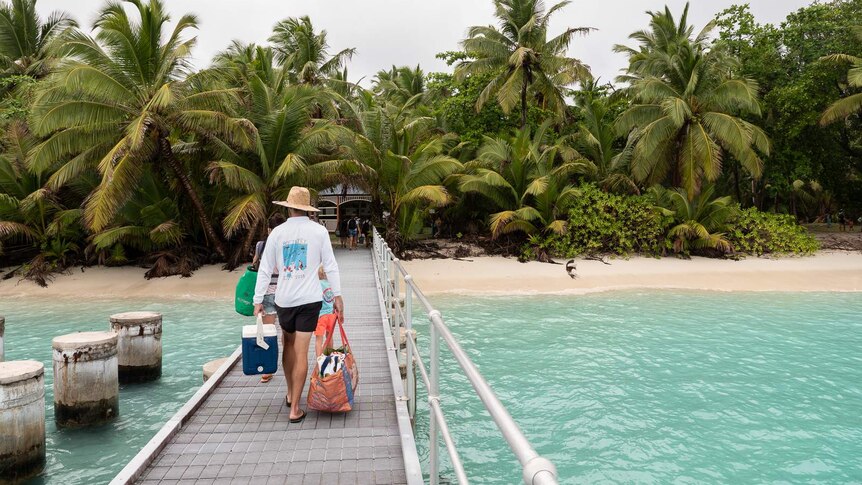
[314,266,337,357]
[338,216,349,248]
[347,216,359,250]
[254,187,344,423]
[251,212,286,384]
[362,218,372,248]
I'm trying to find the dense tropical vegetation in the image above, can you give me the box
[2,0,853,283]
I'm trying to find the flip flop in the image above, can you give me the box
[260,374,273,383]
[289,410,307,423]
[284,396,291,407]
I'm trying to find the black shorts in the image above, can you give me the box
[275,301,323,333]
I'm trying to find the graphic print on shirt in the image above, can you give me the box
[322,285,335,305]
[282,240,308,279]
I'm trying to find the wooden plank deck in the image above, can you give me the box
[126,249,417,485]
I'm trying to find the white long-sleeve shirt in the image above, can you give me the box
[253,216,342,307]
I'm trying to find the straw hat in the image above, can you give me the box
[273,186,319,212]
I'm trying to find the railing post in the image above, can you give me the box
[392,258,400,343]
[404,276,415,420]
[382,246,390,318]
[429,309,441,485]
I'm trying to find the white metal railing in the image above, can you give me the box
[372,229,559,485]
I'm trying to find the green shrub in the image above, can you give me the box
[533,184,672,258]
[727,208,819,255]
[522,185,819,260]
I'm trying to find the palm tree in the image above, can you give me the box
[569,81,638,193]
[268,16,355,86]
[335,95,461,251]
[820,37,862,125]
[0,0,76,78]
[211,40,287,98]
[373,64,429,106]
[613,4,711,83]
[459,120,584,238]
[28,0,255,260]
[615,3,770,201]
[0,120,87,283]
[648,184,737,254]
[455,0,591,127]
[207,45,349,263]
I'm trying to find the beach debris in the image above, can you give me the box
[585,255,611,265]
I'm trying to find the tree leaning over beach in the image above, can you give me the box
[28,0,255,260]
[455,0,592,127]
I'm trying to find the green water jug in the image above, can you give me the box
[234,266,258,316]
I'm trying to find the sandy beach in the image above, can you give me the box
[1,251,860,300]
[403,251,862,295]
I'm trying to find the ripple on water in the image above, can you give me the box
[413,291,862,484]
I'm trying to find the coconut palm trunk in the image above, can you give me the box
[234,220,260,268]
[158,134,228,260]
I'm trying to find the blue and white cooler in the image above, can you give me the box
[242,316,278,375]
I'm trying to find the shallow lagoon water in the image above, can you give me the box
[2,291,861,484]
[1,297,238,484]
[415,291,862,484]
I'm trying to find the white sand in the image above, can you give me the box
[402,252,862,295]
[1,252,860,300]
[0,265,239,301]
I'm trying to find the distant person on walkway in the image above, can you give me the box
[254,187,344,423]
[314,266,337,356]
[839,209,847,232]
[362,219,372,248]
[434,216,443,238]
[251,212,286,384]
[348,216,359,250]
[338,217,348,248]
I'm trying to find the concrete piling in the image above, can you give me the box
[203,358,230,382]
[0,360,46,482]
[52,332,119,427]
[0,316,5,362]
[109,312,163,383]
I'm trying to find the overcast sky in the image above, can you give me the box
[37,0,813,84]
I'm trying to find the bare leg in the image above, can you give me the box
[283,331,295,403]
[315,334,323,357]
[289,331,313,419]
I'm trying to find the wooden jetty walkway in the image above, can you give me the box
[112,249,422,485]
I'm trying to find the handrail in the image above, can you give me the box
[372,229,559,485]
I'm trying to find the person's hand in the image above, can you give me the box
[333,296,345,323]
[253,303,264,316]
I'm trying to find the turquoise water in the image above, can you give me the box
[413,291,862,484]
[1,297,239,484]
[2,292,861,484]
